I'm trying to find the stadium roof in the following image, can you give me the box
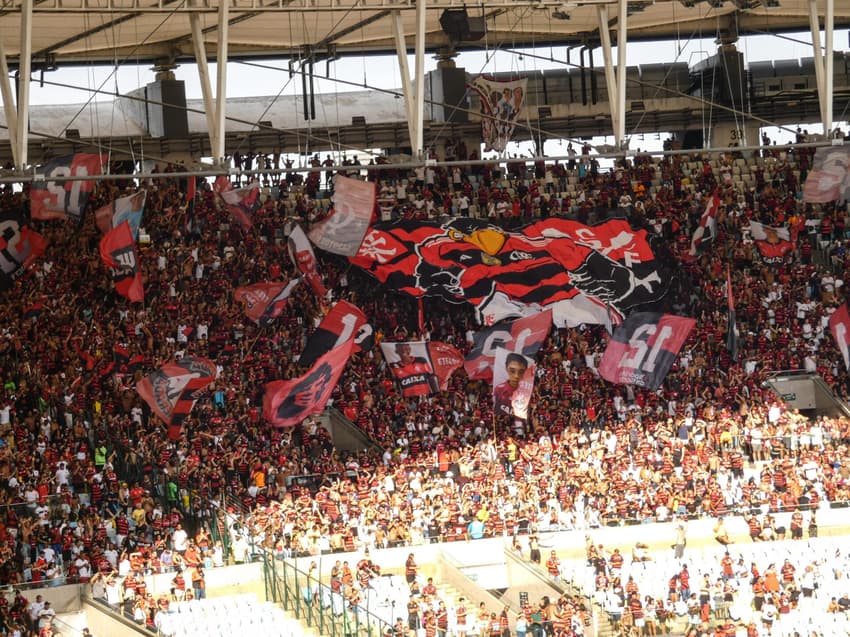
[1,0,849,67]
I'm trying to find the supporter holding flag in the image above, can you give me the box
[31,153,105,222]
[829,302,850,371]
[0,210,47,291]
[234,279,300,326]
[299,300,373,367]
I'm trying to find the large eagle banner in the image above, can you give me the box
[349,217,668,327]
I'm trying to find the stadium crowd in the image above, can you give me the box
[0,139,850,637]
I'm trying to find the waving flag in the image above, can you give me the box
[286,222,326,297]
[829,303,850,371]
[688,192,719,258]
[308,175,375,255]
[492,348,535,420]
[468,75,527,153]
[94,190,147,238]
[0,211,47,291]
[599,312,695,390]
[300,300,373,367]
[429,341,465,391]
[803,147,850,203]
[31,153,106,222]
[99,221,143,302]
[215,176,259,229]
[136,356,218,439]
[351,217,666,326]
[263,339,353,427]
[726,265,738,362]
[749,221,793,264]
[464,310,552,380]
[234,279,300,326]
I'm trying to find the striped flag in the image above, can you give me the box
[688,192,720,258]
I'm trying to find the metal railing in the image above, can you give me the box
[263,553,393,637]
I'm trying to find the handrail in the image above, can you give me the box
[263,551,394,637]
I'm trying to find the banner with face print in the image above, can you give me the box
[492,348,535,420]
[263,339,353,427]
[468,75,527,153]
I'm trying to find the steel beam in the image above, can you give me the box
[413,0,425,157]
[391,10,416,150]
[214,0,228,164]
[190,9,219,156]
[0,36,19,168]
[616,0,627,147]
[17,0,32,168]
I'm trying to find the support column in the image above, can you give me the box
[616,0,627,148]
[808,0,826,128]
[17,0,32,169]
[413,0,426,158]
[823,0,835,138]
[808,0,834,136]
[596,5,620,139]
[214,0,229,165]
[190,7,219,156]
[0,37,19,168]
[391,10,416,150]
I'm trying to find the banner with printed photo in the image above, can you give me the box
[263,339,353,427]
[95,190,147,238]
[749,221,794,265]
[492,348,535,420]
[309,175,375,255]
[380,341,438,397]
[803,146,850,203]
[465,309,552,380]
[468,75,527,153]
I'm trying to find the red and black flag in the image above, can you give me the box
[299,300,373,367]
[136,356,218,439]
[350,217,666,327]
[263,339,353,427]
[99,221,144,302]
[688,191,719,258]
[464,309,552,380]
[599,312,695,390]
[726,265,739,362]
[287,222,326,297]
[214,176,259,229]
[233,279,300,326]
[0,211,47,291]
[31,153,106,222]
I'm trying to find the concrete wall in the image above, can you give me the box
[81,598,150,637]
